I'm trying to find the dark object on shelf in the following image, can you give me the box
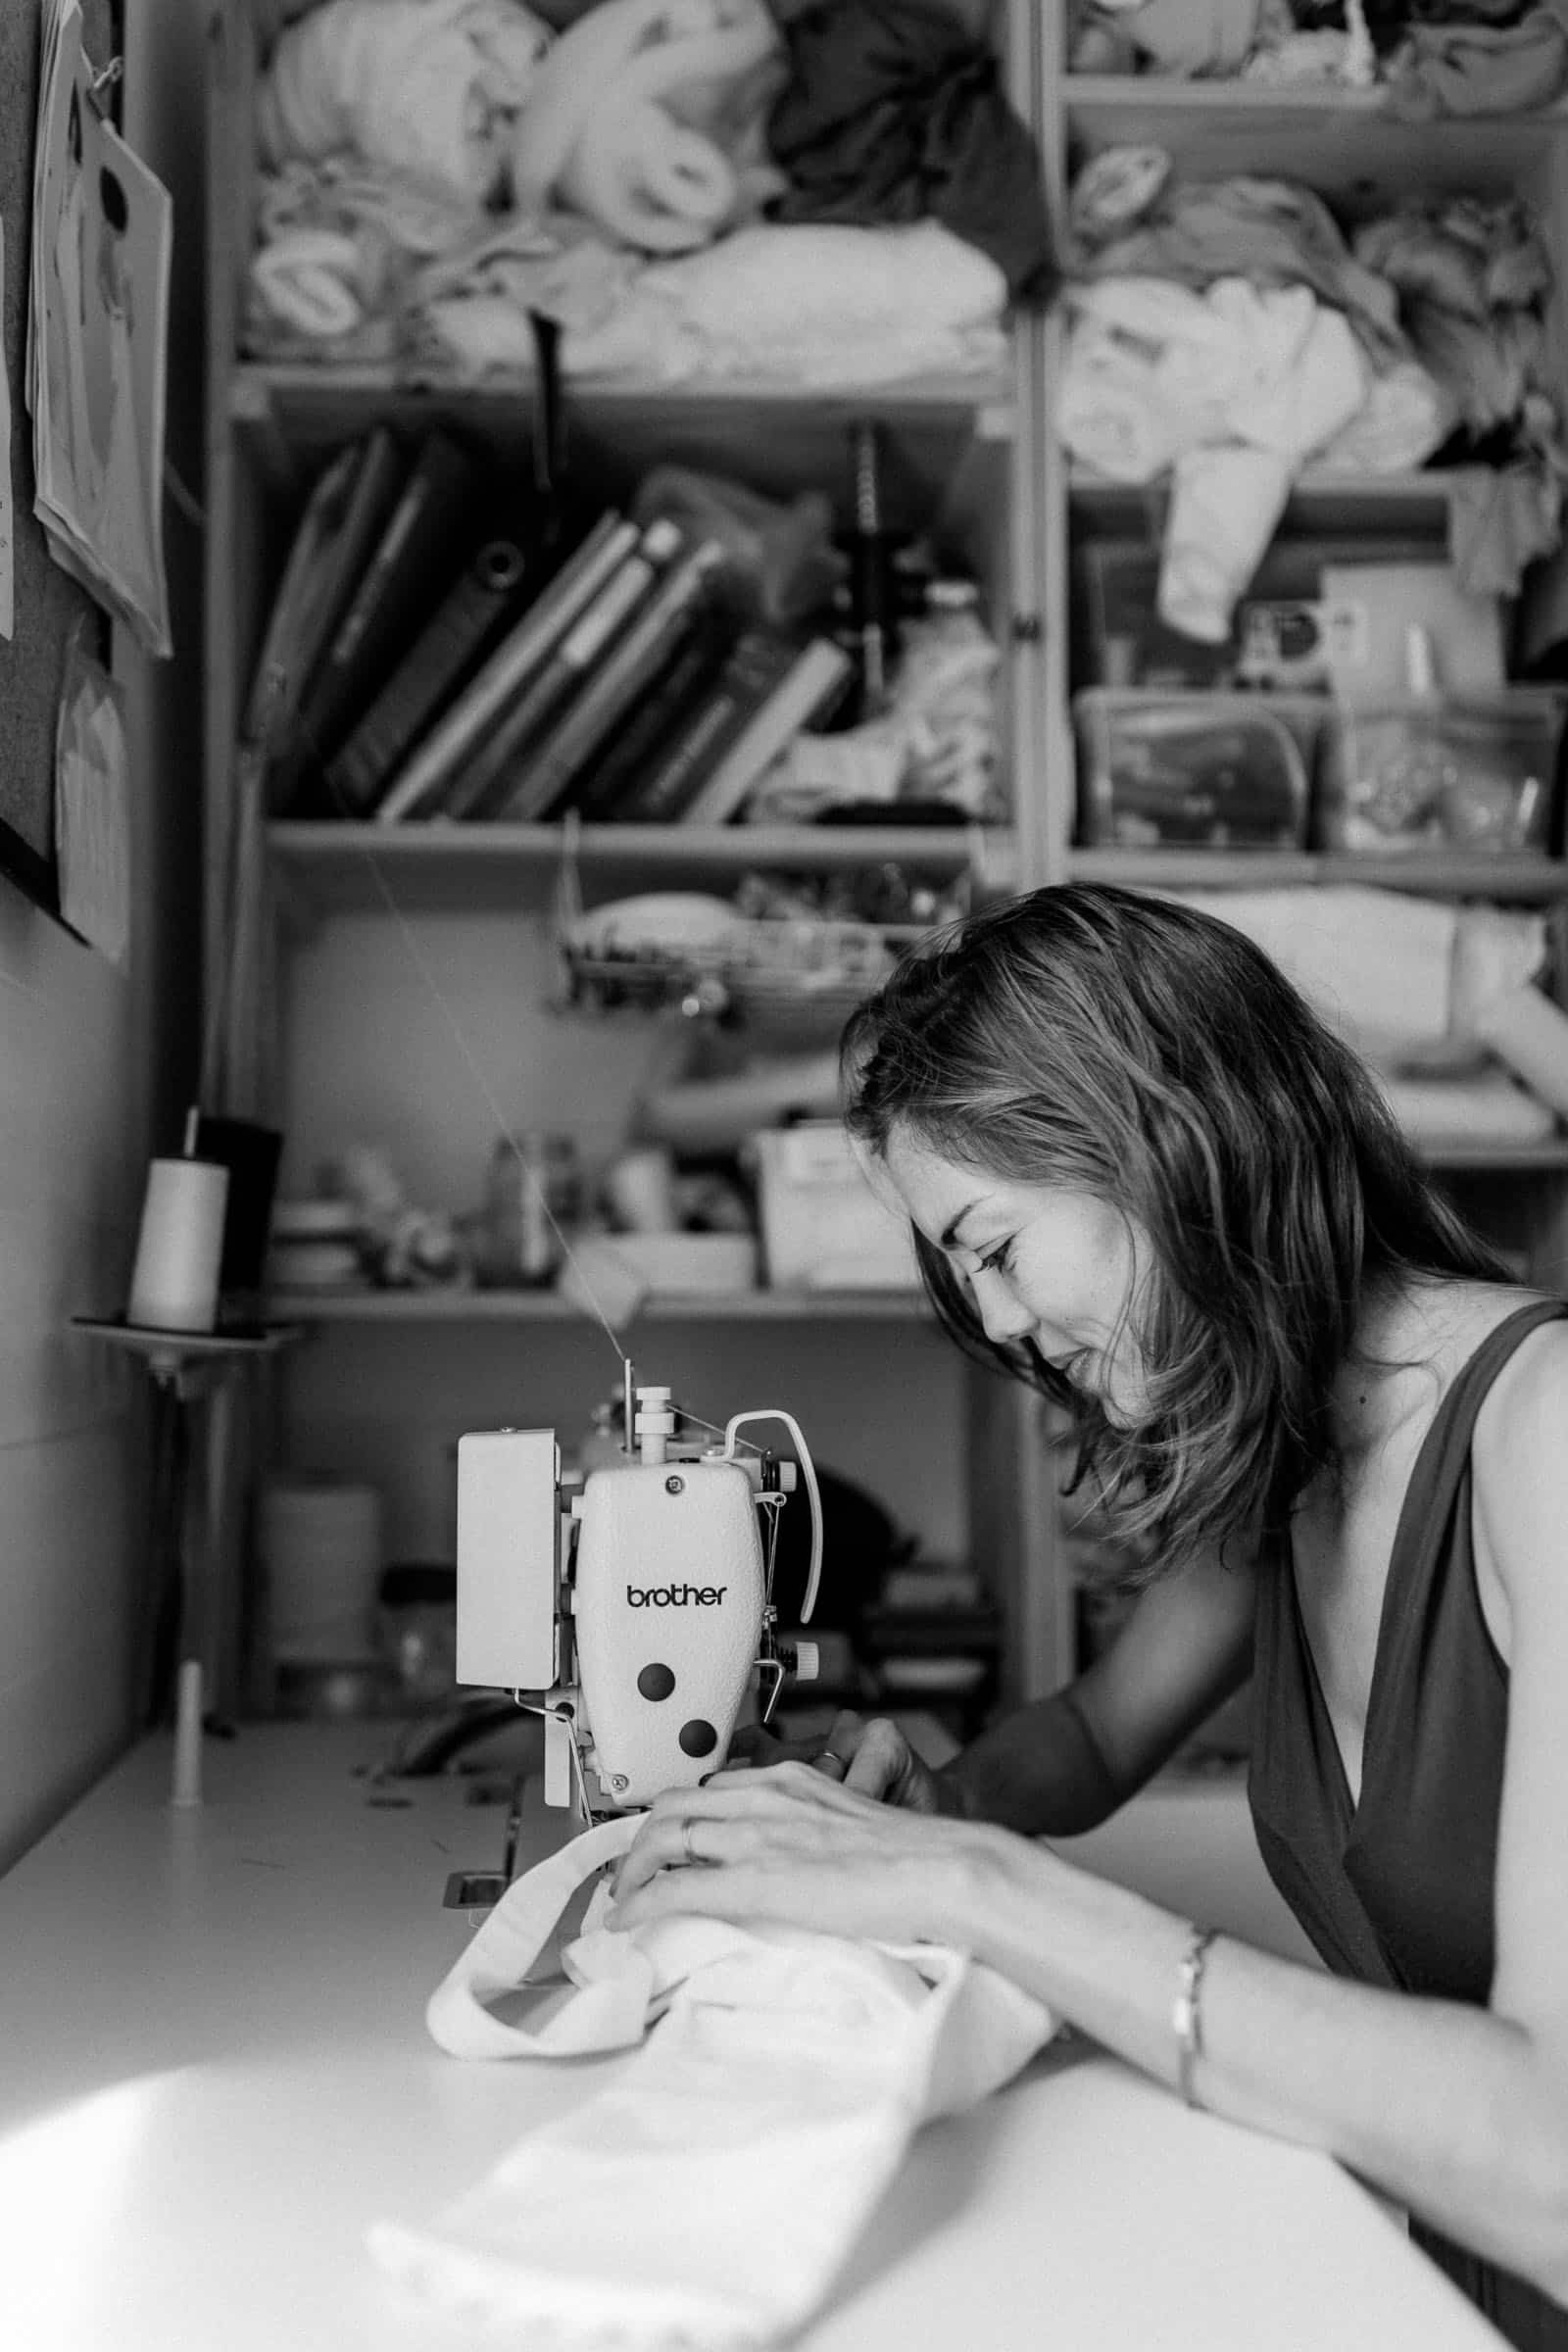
[768,1465,917,1629]
[377,1560,459,1710]
[765,0,1056,305]
[812,800,971,826]
[846,420,897,720]
[192,1112,284,1324]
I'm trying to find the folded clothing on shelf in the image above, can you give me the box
[1062,161,1566,612]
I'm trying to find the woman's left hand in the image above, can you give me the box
[606,1761,1003,1948]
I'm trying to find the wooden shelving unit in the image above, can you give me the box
[204,0,1052,1714]
[207,6,1568,1717]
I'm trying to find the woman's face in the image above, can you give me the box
[878,1124,1153,1426]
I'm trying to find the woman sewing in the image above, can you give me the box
[611,884,1568,2349]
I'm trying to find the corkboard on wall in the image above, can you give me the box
[0,0,118,925]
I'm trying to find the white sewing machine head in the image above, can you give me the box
[455,1369,822,1819]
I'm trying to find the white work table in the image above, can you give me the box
[0,1725,1502,2352]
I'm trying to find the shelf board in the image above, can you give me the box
[1067,848,1568,900]
[268,820,1015,916]
[269,1287,934,1324]
[1069,466,1452,540]
[1063,76,1568,198]
[1423,1141,1568,1171]
[230,362,1014,504]
[233,362,1014,432]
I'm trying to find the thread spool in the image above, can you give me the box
[126,1158,229,1332]
[261,1476,383,1663]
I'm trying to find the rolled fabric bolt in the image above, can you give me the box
[1470,984,1568,1123]
[172,1660,203,1807]
[127,1158,229,1332]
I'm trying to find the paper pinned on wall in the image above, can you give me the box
[28,0,173,659]
[55,629,131,969]
[0,220,14,642]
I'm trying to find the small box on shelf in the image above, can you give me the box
[1073,689,1323,851]
[1314,692,1567,858]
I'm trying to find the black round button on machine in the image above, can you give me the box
[637,1662,676,1701]
[678,1718,718,1758]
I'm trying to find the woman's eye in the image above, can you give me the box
[978,1241,1014,1278]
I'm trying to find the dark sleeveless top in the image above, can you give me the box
[1249,1298,1568,2352]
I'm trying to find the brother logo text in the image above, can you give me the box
[626,1584,728,1607]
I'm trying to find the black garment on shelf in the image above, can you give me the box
[764,0,1056,305]
[1250,1298,1568,2352]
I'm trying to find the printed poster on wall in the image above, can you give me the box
[29,0,172,658]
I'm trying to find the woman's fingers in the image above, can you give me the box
[842,1717,911,1797]
[609,1856,771,1933]
[612,1764,858,1898]
[810,1708,867,1782]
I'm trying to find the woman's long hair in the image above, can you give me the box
[841,885,1510,1574]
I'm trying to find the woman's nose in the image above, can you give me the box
[971,1268,1034,1346]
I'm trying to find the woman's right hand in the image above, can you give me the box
[725,1709,948,1813]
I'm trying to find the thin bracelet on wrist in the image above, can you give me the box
[1173,1925,1220,2107]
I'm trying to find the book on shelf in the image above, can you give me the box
[490,539,732,824]
[322,535,534,817]
[245,434,392,761]
[576,614,742,822]
[620,631,853,825]
[371,511,636,825]
[417,516,687,826]
[614,628,802,823]
[286,430,483,812]
[680,636,854,825]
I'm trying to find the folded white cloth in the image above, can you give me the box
[1378,1067,1557,1145]
[368,1815,1054,2348]
[259,0,554,206]
[565,220,1009,388]
[1061,277,1368,638]
[1172,887,1546,1075]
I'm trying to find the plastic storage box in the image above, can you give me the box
[751,1123,918,1291]
[1073,691,1322,849]
[1315,693,1566,854]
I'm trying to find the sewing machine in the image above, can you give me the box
[455,1365,822,1820]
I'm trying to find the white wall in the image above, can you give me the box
[0,0,203,1871]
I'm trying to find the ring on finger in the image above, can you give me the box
[815,1749,847,1775]
[680,1815,702,1867]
